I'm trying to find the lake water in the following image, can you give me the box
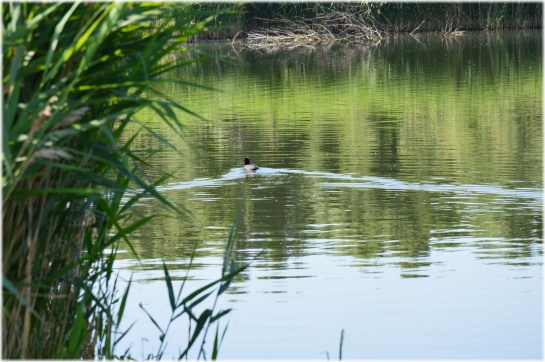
[114,31,542,359]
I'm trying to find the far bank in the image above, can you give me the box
[156,2,542,42]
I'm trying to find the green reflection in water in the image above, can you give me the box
[120,31,542,278]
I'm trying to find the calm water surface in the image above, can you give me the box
[115,31,542,359]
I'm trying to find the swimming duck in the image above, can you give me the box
[243,157,259,172]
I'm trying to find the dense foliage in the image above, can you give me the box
[243,2,542,31]
[167,2,542,40]
[2,2,239,359]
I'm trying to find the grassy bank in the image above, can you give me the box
[2,3,240,358]
[169,2,542,41]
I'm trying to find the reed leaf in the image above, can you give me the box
[179,309,213,359]
[139,303,165,336]
[162,260,176,312]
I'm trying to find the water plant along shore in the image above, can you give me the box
[162,2,542,42]
[2,3,242,359]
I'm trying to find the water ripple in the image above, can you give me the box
[154,167,542,202]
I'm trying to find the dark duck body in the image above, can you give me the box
[243,157,258,172]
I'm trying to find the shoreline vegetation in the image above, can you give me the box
[163,2,542,48]
[2,2,541,359]
[3,3,243,359]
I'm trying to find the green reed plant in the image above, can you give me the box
[2,2,234,359]
[139,220,249,360]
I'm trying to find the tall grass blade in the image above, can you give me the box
[179,309,213,359]
[339,329,345,361]
[116,276,132,326]
[139,303,165,337]
[210,309,231,323]
[67,302,87,357]
[212,322,230,360]
[41,2,79,84]
[162,260,176,312]
[212,325,220,360]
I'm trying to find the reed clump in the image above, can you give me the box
[2,3,235,359]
